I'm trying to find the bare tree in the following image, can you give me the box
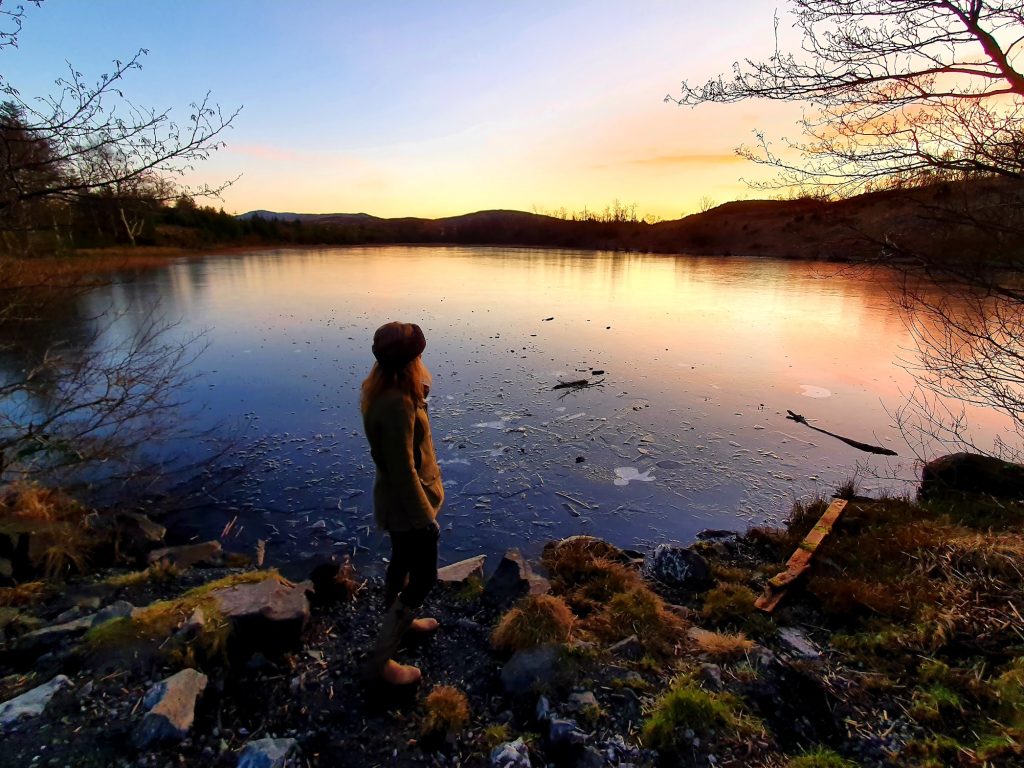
[0,1,240,253]
[671,0,1024,459]
[669,0,1024,195]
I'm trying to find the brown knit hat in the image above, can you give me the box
[372,321,426,370]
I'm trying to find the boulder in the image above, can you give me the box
[209,576,310,655]
[484,550,549,605]
[501,643,563,696]
[0,675,71,728]
[920,452,1024,500]
[147,540,223,569]
[566,691,599,713]
[134,668,208,747]
[237,737,300,768]
[646,544,712,590]
[437,555,486,585]
[490,737,531,768]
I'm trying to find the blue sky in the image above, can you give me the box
[8,0,802,217]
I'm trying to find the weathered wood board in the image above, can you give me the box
[755,498,848,613]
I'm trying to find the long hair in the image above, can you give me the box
[360,357,432,415]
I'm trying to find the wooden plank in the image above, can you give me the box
[755,498,848,613]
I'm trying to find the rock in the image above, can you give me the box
[0,675,72,728]
[577,746,604,768]
[237,737,300,768]
[490,737,531,767]
[567,691,599,712]
[536,694,551,721]
[778,627,822,660]
[548,718,587,747]
[501,643,563,696]
[609,687,641,723]
[17,614,95,654]
[209,576,309,655]
[134,668,208,747]
[437,555,486,584]
[92,600,136,626]
[175,607,206,641]
[116,512,167,554]
[646,544,712,590]
[699,663,724,691]
[608,634,643,660]
[147,540,223,569]
[485,549,550,605]
[920,452,1024,500]
[0,557,12,581]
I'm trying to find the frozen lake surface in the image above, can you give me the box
[80,246,1008,569]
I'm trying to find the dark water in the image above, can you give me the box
[73,246,1009,571]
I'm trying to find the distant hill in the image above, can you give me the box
[237,179,1022,261]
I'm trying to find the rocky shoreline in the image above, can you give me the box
[1,454,1023,767]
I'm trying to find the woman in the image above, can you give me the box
[361,321,444,685]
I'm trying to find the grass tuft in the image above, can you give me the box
[421,684,470,736]
[642,674,762,753]
[700,582,756,628]
[491,594,574,654]
[693,629,754,660]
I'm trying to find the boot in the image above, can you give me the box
[363,600,421,685]
[410,616,439,635]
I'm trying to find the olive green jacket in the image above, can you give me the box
[362,389,444,532]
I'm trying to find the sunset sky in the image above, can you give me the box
[10,0,805,219]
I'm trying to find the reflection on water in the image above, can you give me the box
[67,246,1012,567]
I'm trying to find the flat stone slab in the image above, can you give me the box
[237,737,300,768]
[778,627,822,660]
[17,614,95,653]
[437,555,485,584]
[210,577,310,653]
[501,643,563,696]
[135,668,208,746]
[148,540,223,569]
[0,675,72,728]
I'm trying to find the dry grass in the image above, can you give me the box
[0,482,84,523]
[541,538,642,616]
[491,594,574,654]
[103,561,181,589]
[693,630,755,660]
[587,585,687,656]
[0,580,51,607]
[421,685,471,736]
[0,482,95,579]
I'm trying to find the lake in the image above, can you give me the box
[74,246,1010,570]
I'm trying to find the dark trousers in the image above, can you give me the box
[384,524,439,610]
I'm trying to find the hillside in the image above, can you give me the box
[238,179,1023,261]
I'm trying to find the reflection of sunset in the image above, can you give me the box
[161,246,1013,463]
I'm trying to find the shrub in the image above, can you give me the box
[421,685,470,736]
[491,594,574,653]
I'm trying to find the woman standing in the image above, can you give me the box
[361,321,444,685]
